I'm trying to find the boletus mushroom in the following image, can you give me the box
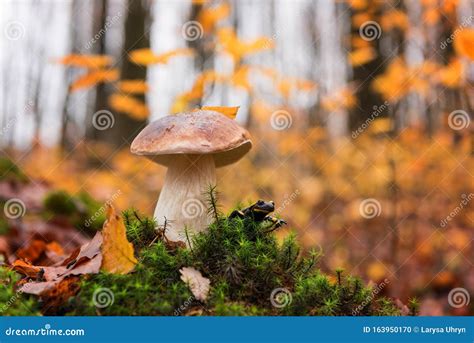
[131,110,252,243]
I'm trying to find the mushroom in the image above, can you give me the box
[130,110,252,243]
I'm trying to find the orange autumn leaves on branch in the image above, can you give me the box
[57,48,192,121]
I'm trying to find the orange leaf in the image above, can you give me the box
[108,94,150,120]
[200,106,240,119]
[117,80,149,94]
[129,48,193,65]
[70,69,119,92]
[349,47,376,67]
[454,28,474,60]
[197,2,231,33]
[101,204,137,275]
[56,54,114,69]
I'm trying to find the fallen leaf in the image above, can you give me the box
[101,204,137,274]
[199,106,240,119]
[11,260,42,279]
[180,267,210,302]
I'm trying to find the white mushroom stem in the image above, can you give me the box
[154,154,216,243]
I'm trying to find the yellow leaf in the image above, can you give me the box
[101,204,137,274]
[200,106,240,119]
[349,47,376,67]
[369,118,393,134]
[435,59,464,88]
[108,94,150,120]
[217,27,273,63]
[117,80,149,94]
[129,48,193,65]
[380,10,409,31]
[56,54,114,69]
[230,65,252,90]
[70,69,119,92]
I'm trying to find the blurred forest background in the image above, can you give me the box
[0,0,473,315]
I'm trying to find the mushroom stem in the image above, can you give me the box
[154,154,216,243]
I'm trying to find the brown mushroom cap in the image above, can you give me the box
[130,110,252,167]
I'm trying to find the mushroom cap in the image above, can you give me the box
[130,110,252,167]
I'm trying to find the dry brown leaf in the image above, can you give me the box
[199,106,239,119]
[11,260,42,278]
[101,204,137,275]
[180,267,210,302]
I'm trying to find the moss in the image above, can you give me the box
[43,190,106,236]
[0,268,41,316]
[3,189,403,316]
[0,158,28,183]
[66,197,401,316]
